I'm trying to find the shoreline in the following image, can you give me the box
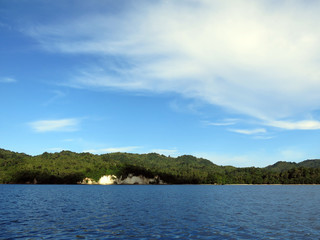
[1,183,320,185]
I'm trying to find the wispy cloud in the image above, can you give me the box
[169,99,202,115]
[25,1,320,126]
[43,90,66,106]
[29,118,80,132]
[267,120,320,130]
[0,77,16,83]
[229,128,266,135]
[83,146,141,154]
[253,135,274,140]
[203,119,238,126]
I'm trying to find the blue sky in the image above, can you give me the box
[1,0,320,167]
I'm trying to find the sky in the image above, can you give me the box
[1,0,320,167]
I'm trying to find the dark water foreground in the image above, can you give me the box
[1,185,319,239]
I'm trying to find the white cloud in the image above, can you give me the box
[267,120,320,130]
[0,77,16,83]
[203,119,238,126]
[26,1,320,124]
[229,128,266,135]
[83,146,141,154]
[29,118,79,132]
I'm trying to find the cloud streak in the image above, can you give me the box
[229,128,266,135]
[203,119,238,126]
[0,77,16,83]
[25,0,320,127]
[267,120,320,130]
[29,118,80,132]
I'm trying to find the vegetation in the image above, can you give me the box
[1,148,320,184]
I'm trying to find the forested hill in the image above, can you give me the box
[1,148,320,184]
[266,159,320,172]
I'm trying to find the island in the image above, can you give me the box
[1,148,320,184]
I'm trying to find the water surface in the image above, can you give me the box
[1,185,319,239]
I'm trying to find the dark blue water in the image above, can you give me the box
[0,185,320,239]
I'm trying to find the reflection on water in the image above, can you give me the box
[0,185,320,239]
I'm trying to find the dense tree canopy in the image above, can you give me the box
[1,148,320,184]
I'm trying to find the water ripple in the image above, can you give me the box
[1,185,320,239]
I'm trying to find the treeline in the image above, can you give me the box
[1,148,320,184]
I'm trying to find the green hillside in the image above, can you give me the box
[265,161,298,172]
[1,148,320,184]
[266,159,320,172]
[299,159,320,168]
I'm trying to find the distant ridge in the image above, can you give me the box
[299,159,320,168]
[266,159,320,172]
[1,148,320,184]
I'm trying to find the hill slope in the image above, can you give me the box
[265,159,320,172]
[1,148,320,184]
[299,159,320,168]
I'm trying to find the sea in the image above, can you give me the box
[0,185,319,239]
